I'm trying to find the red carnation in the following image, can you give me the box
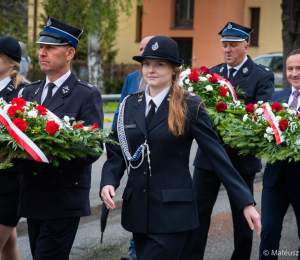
[13,118,27,131]
[271,102,283,112]
[219,87,228,97]
[7,105,24,118]
[245,103,255,113]
[189,70,199,82]
[216,102,227,112]
[45,121,60,136]
[11,97,26,107]
[298,114,300,120]
[90,123,99,132]
[198,66,210,75]
[35,105,47,116]
[209,75,218,84]
[73,123,84,130]
[279,120,288,131]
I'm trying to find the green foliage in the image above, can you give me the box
[103,101,119,112]
[104,77,125,94]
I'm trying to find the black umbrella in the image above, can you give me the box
[100,204,110,243]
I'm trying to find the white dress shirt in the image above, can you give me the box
[0,76,12,92]
[145,86,170,116]
[288,86,300,110]
[227,56,248,78]
[41,70,71,104]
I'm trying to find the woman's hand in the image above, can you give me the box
[243,205,261,237]
[101,185,116,210]
[0,152,9,163]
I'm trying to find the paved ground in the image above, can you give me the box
[16,117,299,259]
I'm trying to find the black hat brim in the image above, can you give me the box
[36,36,70,46]
[133,55,184,67]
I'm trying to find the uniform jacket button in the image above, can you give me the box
[143,189,146,194]
[143,172,146,176]
[75,182,78,185]
[33,172,37,176]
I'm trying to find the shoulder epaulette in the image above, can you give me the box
[130,90,144,96]
[25,80,42,87]
[255,63,272,73]
[209,63,223,70]
[77,79,95,89]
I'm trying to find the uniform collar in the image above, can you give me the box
[145,86,170,109]
[0,76,11,92]
[227,55,248,72]
[44,70,71,88]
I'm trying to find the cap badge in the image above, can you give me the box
[227,23,233,30]
[220,67,224,73]
[46,18,52,28]
[243,67,248,73]
[152,42,159,51]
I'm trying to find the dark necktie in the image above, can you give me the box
[146,100,156,128]
[42,83,56,107]
[228,68,236,83]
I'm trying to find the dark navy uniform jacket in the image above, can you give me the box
[264,88,300,191]
[194,55,275,174]
[100,92,255,234]
[18,72,104,220]
[0,81,27,194]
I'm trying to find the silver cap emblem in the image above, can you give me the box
[46,18,52,27]
[152,42,159,51]
[228,22,232,30]
[243,67,248,73]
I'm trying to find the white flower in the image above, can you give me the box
[185,79,190,84]
[287,109,297,115]
[4,104,11,112]
[282,103,289,108]
[206,74,212,78]
[180,69,191,77]
[295,140,300,145]
[205,85,213,91]
[257,101,264,105]
[188,87,194,92]
[274,116,282,122]
[219,81,226,87]
[289,116,293,121]
[235,101,241,106]
[290,122,297,132]
[256,108,264,115]
[199,77,207,82]
[267,135,274,142]
[226,92,229,96]
[243,114,248,122]
[27,110,38,118]
[178,81,184,87]
[64,116,70,123]
[264,133,268,138]
[266,127,274,134]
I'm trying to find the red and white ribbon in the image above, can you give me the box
[0,107,49,163]
[210,73,238,102]
[262,102,284,145]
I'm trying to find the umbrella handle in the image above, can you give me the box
[101,232,104,243]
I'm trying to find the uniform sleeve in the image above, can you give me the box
[189,98,255,210]
[112,77,130,129]
[254,71,275,103]
[57,88,104,169]
[100,122,127,193]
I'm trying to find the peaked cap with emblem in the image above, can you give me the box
[219,21,254,42]
[36,17,83,49]
[132,36,184,67]
[0,36,21,63]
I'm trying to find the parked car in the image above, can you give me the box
[253,53,283,86]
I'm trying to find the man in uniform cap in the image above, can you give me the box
[182,21,274,260]
[18,17,103,259]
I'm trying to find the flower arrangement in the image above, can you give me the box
[179,66,246,129]
[0,97,114,169]
[218,101,300,163]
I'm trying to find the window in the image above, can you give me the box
[174,0,194,28]
[250,8,260,46]
[135,5,143,42]
[254,57,272,67]
[270,56,283,71]
[172,38,193,66]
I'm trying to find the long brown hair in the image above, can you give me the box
[140,60,187,136]
[0,52,29,88]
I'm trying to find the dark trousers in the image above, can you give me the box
[181,167,255,260]
[27,217,80,260]
[133,230,190,260]
[259,172,300,259]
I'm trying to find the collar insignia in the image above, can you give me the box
[34,87,40,96]
[62,86,70,94]
[152,42,159,51]
[220,67,224,73]
[7,85,14,92]
[243,67,248,73]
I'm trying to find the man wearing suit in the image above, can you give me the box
[259,49,300,259]
[116,35,154,260]
[17,17,103,259]
[182,22,274,260]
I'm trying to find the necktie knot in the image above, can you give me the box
[229,68,236,74]
[293,90,300,97]
[146,100,156,129]
[228,68,236,82]
[42,82,56,106]
[149,99,156,108]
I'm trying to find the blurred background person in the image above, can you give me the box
[19,42,31,79]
